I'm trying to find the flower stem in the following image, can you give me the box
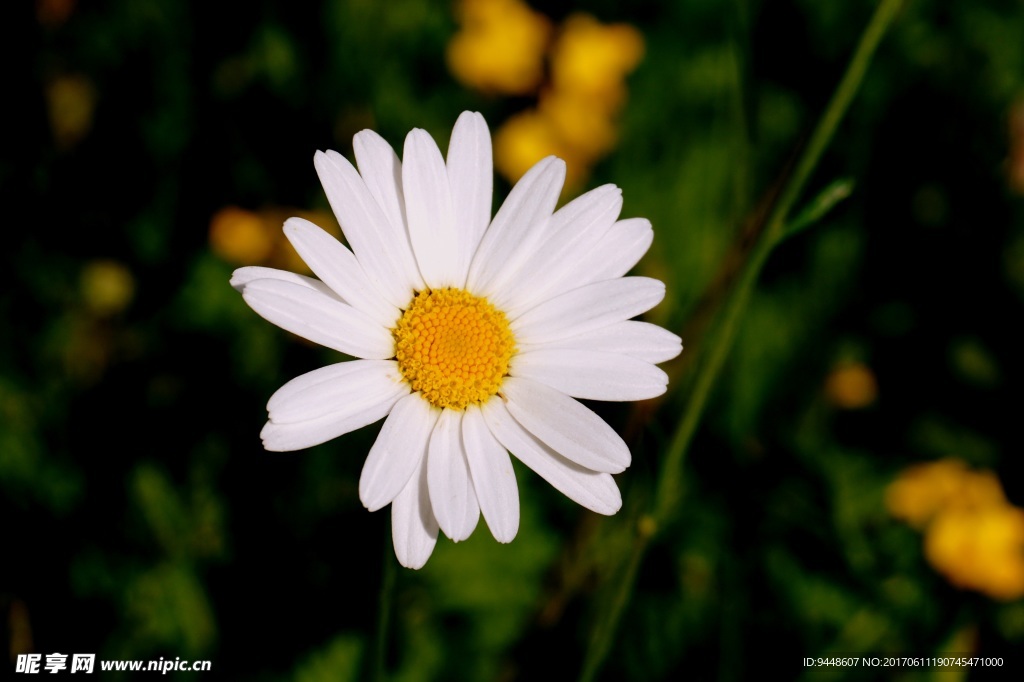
[655,0,902,522]
[373,535,396,682]
[578,1,904,679]
[578,523,652,682]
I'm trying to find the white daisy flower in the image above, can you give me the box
[231,111,681,569]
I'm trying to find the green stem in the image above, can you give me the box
[578,1,904,679]
[374,536,396,682]
[656,0,902,520]
[768,0,903,241]
[578,528,652,682]
[652,231,772,521]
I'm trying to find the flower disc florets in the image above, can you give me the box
[393,288,516,410]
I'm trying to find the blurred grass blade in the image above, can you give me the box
[783,178,855,240]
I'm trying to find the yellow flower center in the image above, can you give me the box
[393,288,516,410]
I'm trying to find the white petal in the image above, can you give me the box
[511,277,665,346]
[482,399,621,515]
[427,409,480,542]
[462,404,519,543]
[314,150,418,307]
[360,393,441,512]
[466,156,566,297]
[242,279,394,359]
[283,217,400,327]
[510,349,668,401]
[446,112,493,284]
[581,217,654,284]
[352,130,426,291]
[230,266,338,298]
[552,218,654,296]
[260,384,406,451]
[391,455,438,569]
[501,377,630,474]
[403,129,459,289]
[267,360,405,423]
[519,320,683,364]
[495,185,622,315]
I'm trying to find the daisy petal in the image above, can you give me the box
[428,409,480,542]
[447,112,492,284]
[579,217,655,285]
[553,218,654,295]
[352,130,426,291]
[260,385,406,451]
[462,404,519,543]
[511,277,665,345]
[230,266,338,298]
[482,399,622,515]
[283,217,399,327]
[466,156,566,297]
[403,129,459,289]
[501,377,630,474]
[360,393,440,512]
[495,184,623,315]
[391,456,438,569]
[314,150,418,307]
[519,320,683,364]
[267,360,405,423]
[510,349,668,401]
[242,279,394,359]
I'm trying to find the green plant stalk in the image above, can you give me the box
[655,0,901,521]
[578,530,650,682]
[373,536,396,682]
[578,1,904,680]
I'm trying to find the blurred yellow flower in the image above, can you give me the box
[209,206,340,273]
[46,74,96,150]
[887,459,1007,529]
[887,459,968,529]
[824,361,878,409]
[81,260,135,317]
[540,89,619,159]
[550,14,645,109]
[209,207,275,265]
[447,0,552,95]
[888,459,1024,601]
[483,11,645,189]
[494,110,584,189]
[926,504,1024,601]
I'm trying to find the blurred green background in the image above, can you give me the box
[4,0,1024,679]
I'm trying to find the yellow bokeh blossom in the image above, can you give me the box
[81,260,135,317]
[886,459,1006,529]
[888,459,1024,601]
[886,459,969,529]
[47,74,96,150]
[925,504,1024,601]
[486,11,644,188]
[493,110,587,190]
[824,361,878,409]
[447,0,552,96]
[210,206,339,272]
[209,207,276,265]
[549,14,645,109]
[539,89,619,160]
